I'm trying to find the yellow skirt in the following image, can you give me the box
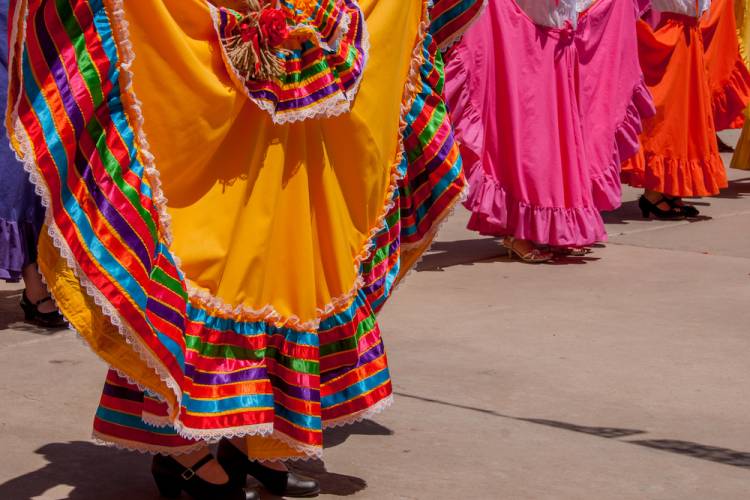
[10,0,472,458]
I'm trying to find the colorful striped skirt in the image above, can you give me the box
[7,0,481,460]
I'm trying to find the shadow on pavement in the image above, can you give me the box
[395,391,750,471]
[416,238,502,272]
[517,418,644,439]
[713,177,750,199]
[290,459,367,498]
[603,178,750,226]
[0,421,388,499]
[0,289,24,330]
[603,200,714,226]
[630,440,750,468]
[0,441,157,500]
[268,420,395,497]
[324,419,393,449]
[417,238,601,270]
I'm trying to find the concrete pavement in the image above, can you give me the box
[0,132,748,499]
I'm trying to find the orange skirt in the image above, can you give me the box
[622,16,727,197]
[702,0,750,130]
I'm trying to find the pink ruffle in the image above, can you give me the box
[463,167,608,247]
[447,34,608,248]
[592,81,656,211]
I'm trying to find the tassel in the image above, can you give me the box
[225,0,288,80]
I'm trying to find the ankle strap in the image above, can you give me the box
[35,296,54,306]
[181,454,213,480]
[23,291,54,307]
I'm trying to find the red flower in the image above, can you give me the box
[258,8,288,47]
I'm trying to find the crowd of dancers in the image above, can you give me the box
[1,0,748,498]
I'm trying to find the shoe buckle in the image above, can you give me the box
[181,467,196,480]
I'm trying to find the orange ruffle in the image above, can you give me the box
[621,149,728,197]
[702,0,750,130]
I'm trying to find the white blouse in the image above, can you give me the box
[514,0,599,28]
[650,0,711,16]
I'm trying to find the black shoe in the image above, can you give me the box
[217,438,321,498]
[638,195,685,220]
[20,291,66,328]
[151,453,259,500]
[664,196,700,218]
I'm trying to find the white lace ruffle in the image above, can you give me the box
[6,0,441,450]
[208,2,370,126]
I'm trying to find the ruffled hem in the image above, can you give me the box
[9,0,461,455]
[621,150,728,197]
[463,169,607,247]
[712,57,750,131]
[211,0,369,125]
[91,433,208,457]
[592,80,656,211]
[0,218,39,282]
[447,40,606,247]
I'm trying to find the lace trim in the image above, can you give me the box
[151,0,428,441]
[400,182,467,254]
[244,394,397,462]
[256,431,324,461]
[110,10,174,247]
[187,0,430,329]
[176,423,276,443]
[91,432,208,456]
[9,0,426,443]
[141,413,172,429]
[208,3,370,125]
[323,393,394,429]
[8,0,188,428]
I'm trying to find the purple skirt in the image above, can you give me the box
[0,0,44,282]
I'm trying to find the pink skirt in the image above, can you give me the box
[445,0,655,246]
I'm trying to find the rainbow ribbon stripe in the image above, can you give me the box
[215,0,368,123]
[430,0,486,49]
[11,0,479,456]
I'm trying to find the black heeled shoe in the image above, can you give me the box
[151,453,259,500]
[664,196,700,218]
[20,291,66,328]
[217,438,321,498]
[638,195,685,220]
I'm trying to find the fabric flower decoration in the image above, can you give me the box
[223,0,290,80]
[259,8,288,47]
